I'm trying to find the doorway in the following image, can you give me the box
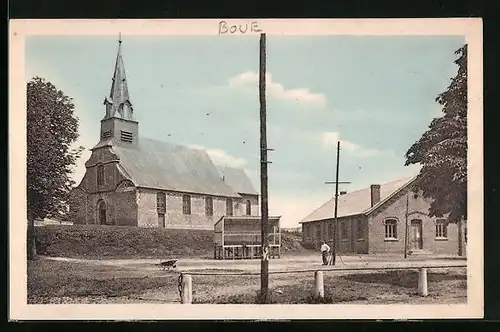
[410,219,423,250]
[98,200,107,225]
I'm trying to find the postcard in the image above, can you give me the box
[9,18,483,320]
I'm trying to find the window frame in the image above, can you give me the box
[226,198,233,216]
[435,219,448,240]
[182,194,191,215]
[356,220,365,241]
[156,192,166,214]
[205,196,214,217]
[96,164,105,186]
[245,199,251,215]
[327,223,334,241]
[384,218,398,240]
[340,221,348,241]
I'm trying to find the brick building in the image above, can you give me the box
[70,38,260,230]
[300,176,466,256]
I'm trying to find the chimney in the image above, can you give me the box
[370,184,381,207]
[340,191,347,195]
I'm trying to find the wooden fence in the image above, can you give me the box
[177,263,466,304]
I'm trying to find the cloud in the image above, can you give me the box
[321,131,384,157]
[187,144,247,168]
[228,71,327,107]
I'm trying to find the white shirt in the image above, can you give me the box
[320,243,330,253]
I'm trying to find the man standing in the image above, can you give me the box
[320,241,331,265]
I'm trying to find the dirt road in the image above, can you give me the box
[46,253,466,274]
[30,254,467,304]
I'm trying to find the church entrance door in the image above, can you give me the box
[98,200,107,225]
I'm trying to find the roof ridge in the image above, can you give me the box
[300,175,419,223]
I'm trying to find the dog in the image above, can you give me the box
[157,259,177,271]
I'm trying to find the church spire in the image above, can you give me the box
[103,34,134,120]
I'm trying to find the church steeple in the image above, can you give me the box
[103,34,134,120]
[97,34,139,149]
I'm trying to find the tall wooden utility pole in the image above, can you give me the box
[325,141,350,254]
[259,33,270,302]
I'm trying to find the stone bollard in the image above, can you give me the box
[181,274,193,304]
[313,270,324,299]
[418,268,428,297]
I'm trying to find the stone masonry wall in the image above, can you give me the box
[368,189,463,255]
[137,188,244,230]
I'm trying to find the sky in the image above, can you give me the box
[25,35,465,228]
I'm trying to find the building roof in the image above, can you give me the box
[214,215,281,228]
[111,138,242,198]
[89,38,255,199]
[218,166,259,196]
[300,176,417,223]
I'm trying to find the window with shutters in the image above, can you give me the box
[245,200,251,215]
[226,198,233,216]
[156,192,166,228]
[205,197,213,216]
[182,195,191,215]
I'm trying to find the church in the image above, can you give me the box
[69,38,262,230]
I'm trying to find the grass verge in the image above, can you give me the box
[28,258,466,304]
[34,225,308,260]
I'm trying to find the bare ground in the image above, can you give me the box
[28,253,467,304]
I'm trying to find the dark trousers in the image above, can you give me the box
[322,251,328,265]
[322,251,336,265]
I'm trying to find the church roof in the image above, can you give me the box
[300,176,417,223]
[218,166,259,196]
[112,138,242,198]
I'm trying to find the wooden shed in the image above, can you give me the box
[214,215,281,260]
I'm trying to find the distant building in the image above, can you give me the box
[300,177,466,256]
[70,38,261,229]
[213,216,282,260]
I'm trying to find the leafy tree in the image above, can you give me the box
[405,45,467,254]
[27,77,83,260]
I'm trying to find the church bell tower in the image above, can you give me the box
[99,34,139,148]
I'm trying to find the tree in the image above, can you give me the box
[27,77,83,260]
[405,45,467,255]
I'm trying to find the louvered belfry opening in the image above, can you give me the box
[120,130,133,143]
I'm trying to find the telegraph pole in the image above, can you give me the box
[325,141,351,259]
[259,33,270,303]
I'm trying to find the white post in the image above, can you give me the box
[181,274,193,304]
[418,268,428,297]
[313,271,324,299]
